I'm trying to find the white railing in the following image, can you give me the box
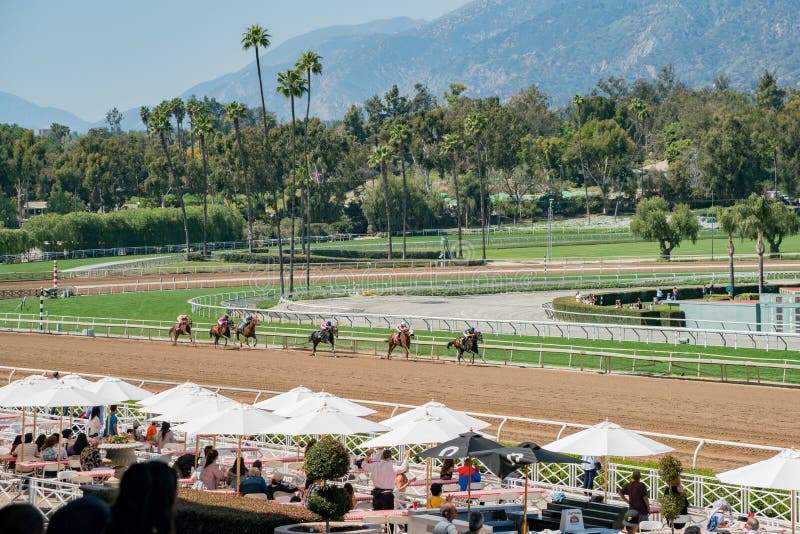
[0,471,83,519]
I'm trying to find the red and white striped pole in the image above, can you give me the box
[53,260,58,290]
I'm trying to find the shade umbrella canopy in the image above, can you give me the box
[154,393,237,423]
[59,374,95,389]
[543,421,673,457]
[24,383,115,408]
[473,442,583,480]
[273,391,375,418]
[253,386,313,412]
[87,377,152,402]
[139,382,213,408]
[418,431,502,459]
[173,403,286,435]
[361,413,472,448]
[144,388,231,416]
[717,449,800,490]
[268,404,388,436]
[380,401,490,431]
[0,377,58,406]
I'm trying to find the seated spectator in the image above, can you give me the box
[106,461,177,534]
[615,299,622,308]
[439,459,455,480]
[200,449,226,490]
[131,420,144,441]
[173,453,197,479]
[0,503,44,534]
[226,456,249,490]
[428,483,445,509]
[62,428,75,448]
[68,432,89,456]
[239,467,270,497]
[145,421,158,445]
[8,434,22,469]
[744,518,760,534]
[344,482,357,509]
[269,471,299,498]
[80,438,102,471]
[34,433,46,452]
[46,495,110,534]
[41,435,68,462]
[13,433,39,467]
[457,460,481,491]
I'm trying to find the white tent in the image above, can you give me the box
[273,391,374,418]
[268,404,387,436]
[361,413,471,447]
[253,386,313,412]
[379,401,490,431]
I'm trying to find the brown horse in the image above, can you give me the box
[386,330,414,359]
[235,318,259,348]
[209,320,232,348]
[446,332,483,364]
[169,318,194,345]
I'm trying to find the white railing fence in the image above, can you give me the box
[0,471,83,519]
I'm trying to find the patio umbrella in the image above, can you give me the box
[474,442,584,534]
[0,376,59,462]
[138,382,212,408]
[253,386,313,412]
[268,403,388,436]
[273,391,375,418]
[174,403,286,489]
[419,431,502,512]
[88,377,153,436]
[379,401,490,431]
[154,393,237,423]
[717,449,800,534]
[544,421,673,501]
[58,374,95,389]
[145,389,233,417]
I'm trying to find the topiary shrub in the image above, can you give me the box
[304,436,351,532]
[306,486,352,523]
[658,455,686,533]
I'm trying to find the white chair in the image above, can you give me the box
[68,457,82,469]
[640,520,665,532]
[72,475,93,485]
[245,493,269,500]
[273,491,295,501]
[58,471,77,482]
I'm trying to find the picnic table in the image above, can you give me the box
[408,477,460,487]
[445,487,544,501]
[344,509,408,521]
[261,455,303,463]
[75,468,115,479]
[0,454,16,463]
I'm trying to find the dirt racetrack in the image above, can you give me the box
[2,332,798,472]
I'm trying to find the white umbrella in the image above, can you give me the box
[0,377,57,406]
[273,391,375,418]
[253,386,313,412]
[379,401,490,431]
[88,377,152,402]
[145,388,230,416]
[268,404,388,436]
[154,393,237,423]
[717,449,800,534]
[139,382,212,408]
[544,421,673,501]
[361,413,472,447]
[59,374,95,389]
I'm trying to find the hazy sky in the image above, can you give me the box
[0,0,469,121]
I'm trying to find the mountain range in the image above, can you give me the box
[4,0,800,132]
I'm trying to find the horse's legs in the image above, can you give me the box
[386,343,394,359]
[331,340,336,357]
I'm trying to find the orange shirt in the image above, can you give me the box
[145,425,158,443]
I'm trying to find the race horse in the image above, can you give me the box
[447,332,483,364]
[309,324,338,356]
[169,317,194,345]
[386,330,414,359]
[235,318,259,348]
[209,320,232,348]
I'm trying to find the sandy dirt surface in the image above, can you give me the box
[1,332,798,471]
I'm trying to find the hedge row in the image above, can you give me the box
[0,228,30,256]
[309,248,443,260]
[175,488,318,534]
[553,296,686,326]
[22,206,244,251]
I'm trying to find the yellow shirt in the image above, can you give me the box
[428,495,445,509]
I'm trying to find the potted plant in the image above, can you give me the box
[658,455,687,533]
[305,436,352,532]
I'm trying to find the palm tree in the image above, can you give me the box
[440,133,464,258]
[389,122,411,260]
[139,106,150,130]
[225,102,257,255]
[465,113,488,262]
[296,51,323,291]
[149,101,191,260]
[170,98,186,160]
[276,68,307,295]
[717,206,739,297]
[186,97,203,160]
[369,144,395,259]
[191,112,214,258]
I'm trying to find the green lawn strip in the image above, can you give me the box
[0,254,177,275]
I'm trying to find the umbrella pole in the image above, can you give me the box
[467,455,472,514]
[20,408,26,463]
[523,465,529,534]
[792,489,796,534]
[194,434,200,469]
[426,453,431,507]
[33,409,37,437]
[57,412,63,474]
[236,435,243,492]
[603,455,609,503]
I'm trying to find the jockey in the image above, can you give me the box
[244,315,253,326]
[177,314,189,325]
[320,320,333,333]
[218,314,230,327]
[462,326,476,339]
[396,320,410,334]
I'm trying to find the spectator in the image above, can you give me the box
[13,433,39,466]
[395,467,416,508]
[40,435,68,462]
[157,422,175,451]
[187,445,214,483]
[173,453,197,479]
[106,461,177,534]
[580,455,600,495]
[226,456,249,490]
[615,299,622,308]
[620,509,640,534]
[46,495,110,534]
[656,289,663,301]
[672,287,678,300]
[457,459,481,491]
[684,527,701,534]
[145,421,158,445]
[575,291,582,303]
[433,502,458,534]
[469,511,485,534]
[618,470,650,522]
[239,468,271,497]
[80,438,102,471]
[744,518,760,534]
[8,434,21,468]
[304,478,323,507]
[664,476,689,516]
[439,459,455,480]
[34,433,46,452]
[62,428,75,448]
[88,407,102,438]
[105,405,119,437]
[68,432,89,456]
[361,448,410,510]
[131,420,144,441]
[343,482,357,509]
[428,483,447,509]
[200,449,226,490]
[269,471,299,499]
[0,503,44,534]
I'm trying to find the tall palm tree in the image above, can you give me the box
[242,25,285,296]
[389,122,411,260]
[225,102,257,256]
[139,106,150,131]
[170,98,186,160]
[192,112,214,258]
[296,51,323,291]
[440,133,464,258]
[150,102,191,260]
[369,144,395,260]
[276,68,307,295]
[186,97,203,160]
[465,113,488,262]
[717,206,739,297]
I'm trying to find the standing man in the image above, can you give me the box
[361,448,410,510]
[105,405,119,437]
[618,470,650,522]
[434,502,458,534]
[580,455,599,496]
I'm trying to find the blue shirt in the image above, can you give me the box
[105,413,118,437]
[239,476,269,496]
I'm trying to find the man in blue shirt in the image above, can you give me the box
[239,467,270,497]
[105,405,119,437]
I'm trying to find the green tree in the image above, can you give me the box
[630,197,699,260]
[755,70,785,109]
[700,114,763,199]
[225,102,256,253]
[105,107,123,135]
[191,111,215,258]
[717,206,740,296]
[465,113,488,261]
[276,68,308,294]
[440,133,465,258]
[658,455,686,533]
[304,436,351,531]
[368,144,395,259]
[389,121,411,259]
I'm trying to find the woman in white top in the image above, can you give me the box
[157,421,176,451]
[88,407,103,438]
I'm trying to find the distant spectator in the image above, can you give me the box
[226,456,249,490]
[145,421,158,445]
[344,482,357,509]
[88,407,102,438]
[575,291,582,303]
[131,420,143,441]
[34,433,46,452]
[40,435,68,463]
[439,459,455,479]
[68,432,89,456]
[106,461,177,534]
[157,422,175,451]
[13,433,39,467]
[744,518,760,534]
[672,287,678,299]
[656,289,663,301]
[47,495,110,534]
[62,428,75,447]
[428,483,445,509]
[269,470,299,499]
[239,468,270,497]
[615,299,622,308]
[469,511,485,534]
[0,503,44,534]
[434,502,458,534]
[200,449,226,490]
[618,470,649,521]
[457,459,481,491]
[105,405,119,437]
[8,435,22,468]
[580,455,600,495]
[80,438,102,471]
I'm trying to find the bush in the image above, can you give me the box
[734,293,760,301]
[306,486,352,522]
[304,436,349,481]
[552,296,685,327]
[175,488,318,534]
[0,229,30,256]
